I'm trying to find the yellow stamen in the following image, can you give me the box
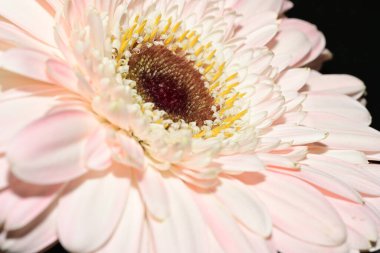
[172,21,182,33]
[189,35,200,48]
[162,17,172,34]
[209,81,220,92]
[220,82,239,97]
[178,30,189,42]
[204,62,215,74]
[164,34,174,45]
[149,27,158,41]
[225,72,238,82]
[137,20,147,35]
[194,46,205,56]
[155,14,162,25]
[220,93,240,113]
[207,50,216,61]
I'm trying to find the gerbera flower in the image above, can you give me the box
[1,0,380,252]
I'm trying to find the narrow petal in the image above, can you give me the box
[137,168,170,220]
[0,0,55,46]
[58,168,131,253]
[252,171,347,246]
[97,186,145,253]
[194,191,255,253]
[214,154,265,173]
[0,48,51,83]
[216,178,272,237]
[7,110,98,184]
[83,127,112,171]
[1,208,58,253]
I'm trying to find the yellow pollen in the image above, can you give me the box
[220,93,241,113]
[209,81,220,92]
[189,35,200,48]
[204,62,215,74]
[149,27,159,41]
[220,82,239,97]
[207,50,216,61]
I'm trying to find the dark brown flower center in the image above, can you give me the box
[128,45,215,126]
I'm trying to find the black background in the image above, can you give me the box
[46,1,379,252]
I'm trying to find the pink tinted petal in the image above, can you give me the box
[0,48,51,83]
[83,127,112,171]
[272,228,349,253]
[328,198,378,243]
[277,68,310,91]
[216,179,272,237]
[292,166,363,203]
[0,0,55,46]
[303,93,371,125]
[305,71,365,98]
[137,168,169,220]
[280,19,326,66]
[0,157,9,189]
[303,155,380,196]
[4,175,63,231]
[264,125,327,145]
[231,0,284,16]
[7,110,98,185]
[0,93,58,148]
[149,178,209,253]
[98,186,145,253]
[1,209,58,253]
[112,132,146,170]
[194,192,255,253]
[214,154,265,173]
[252,172,347,246]
[0,21,56,53]
[269,30,312,67]
[46,59,79,92]
[58,168,131,253]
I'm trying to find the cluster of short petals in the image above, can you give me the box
[1,0,380,253]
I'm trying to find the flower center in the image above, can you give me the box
[128,45,215,126]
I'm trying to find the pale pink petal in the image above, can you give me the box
[291,166,363,203]
[269,30,312,67]
[58,168,131,253]
[280,19,326,66]
[346,227,372,251]
[305,71,365,98]
[112,132,146,170]
[137,168,169,220]
[239,225,274,253]
[0,92,58,148]
[0,157,9,189]
[149,178,209,253]
[263,125,327,145]
[328,197,378,243]
[0,0,55,46]
[98,186,145,253]
[303,93,372,125]
[46,59,79,92]
[83,127,112,171]
[0,21,56,53]
[231,0,284,16]
[1,209,58,253]
[303,155,380,196]
[194,192,255,253]
[252,172,347,246]
[277,68,310,91]
[272,228,349,253]
[4,175,63,231]
[214,154,265,173]
[0,48,51,83]
[7,110,98,184]
[216,178,272,237]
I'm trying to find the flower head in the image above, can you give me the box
[1,0,380,252]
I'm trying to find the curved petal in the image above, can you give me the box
[97,186,145,253]
[58,168,131,253]
[252,171,347,247]
[7,110,98,185]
